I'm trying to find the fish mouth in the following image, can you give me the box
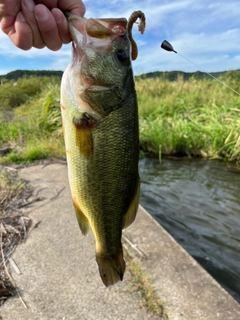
[87,86,112,91]
[80,75,111,92]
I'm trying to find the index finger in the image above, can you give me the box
[59,0,86,16]
[34,5,62,50]
[34,0,86,16]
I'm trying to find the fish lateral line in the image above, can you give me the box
[161,40,240,96]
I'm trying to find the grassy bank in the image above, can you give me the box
[0,76,65,164]
[125,250,168,318]
[137,73,240,162]
[0,73,239,164]
[0,169,32,304]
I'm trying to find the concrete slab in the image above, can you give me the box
[1,163,239,320]
[126,206,240,320]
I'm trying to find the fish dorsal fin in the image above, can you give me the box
[72,197,89,235]
[122,178,140,229]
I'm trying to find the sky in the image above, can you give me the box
[0,0,240,76]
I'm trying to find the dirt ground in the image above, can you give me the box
[0,159,63,305]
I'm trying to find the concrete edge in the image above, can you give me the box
[124,205,240,320]
[1,162,239,320]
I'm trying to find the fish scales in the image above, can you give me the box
[61,11,145,286]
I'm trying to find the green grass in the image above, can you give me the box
[0,172,24,214]
[0,72,239,164]
[136,74,240,162]
[0,170,32,304]
[125,251,168,318]
[0,76,58,109]
[0,77,65,164]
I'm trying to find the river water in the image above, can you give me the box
[139,158,240,302]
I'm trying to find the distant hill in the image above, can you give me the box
[1,68,240,82]
[135,69,240,81]
[0,70,63,81]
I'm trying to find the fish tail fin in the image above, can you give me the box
[96,249,126,287]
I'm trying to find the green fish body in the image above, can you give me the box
[61,13,141,286]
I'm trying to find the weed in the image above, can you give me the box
[137,75,240,162]
[0,171,32,305]
[0,77,65,164]
[0,73,239,164]
[125,251,168,319]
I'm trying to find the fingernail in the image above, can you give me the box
[23,0,35,12]
[18,12,26,22]
[35,5,49,22]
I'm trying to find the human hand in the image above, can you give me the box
[0,0,85,51]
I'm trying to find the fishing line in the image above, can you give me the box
[161,40,240,96]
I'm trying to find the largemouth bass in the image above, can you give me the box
[60,11,145,286]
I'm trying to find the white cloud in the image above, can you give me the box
[47,56,71,71]
[0,0,239,74]
[0,69,11,76]
[134,27,240,74]
[171,29,240,55]
[233,55,240,63]
[207,1,240,21]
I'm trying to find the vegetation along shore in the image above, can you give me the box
[0,69,239,165]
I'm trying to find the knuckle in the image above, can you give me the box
[34,43,46,49]
[49,43,62,51]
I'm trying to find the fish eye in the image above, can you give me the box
[116,49,128,64]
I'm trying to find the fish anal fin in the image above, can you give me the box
[96,249,126,287]
[73,117,94,159]
[122,178,140,229]
[72,197,89,235]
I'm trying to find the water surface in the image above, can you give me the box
[139,158,240,302]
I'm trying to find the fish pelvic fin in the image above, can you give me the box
[96,249,126,287]
[72,197,89,235]
[122,178,140,229]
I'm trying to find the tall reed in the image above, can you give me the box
[0,73,239,163]
[136,75,240,162]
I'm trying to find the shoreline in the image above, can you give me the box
[1,163,240,319]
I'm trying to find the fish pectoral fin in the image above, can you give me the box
[122,178,140,229]
[72,198,89,235]
[73,117,94,159]
[96,249,126,287]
